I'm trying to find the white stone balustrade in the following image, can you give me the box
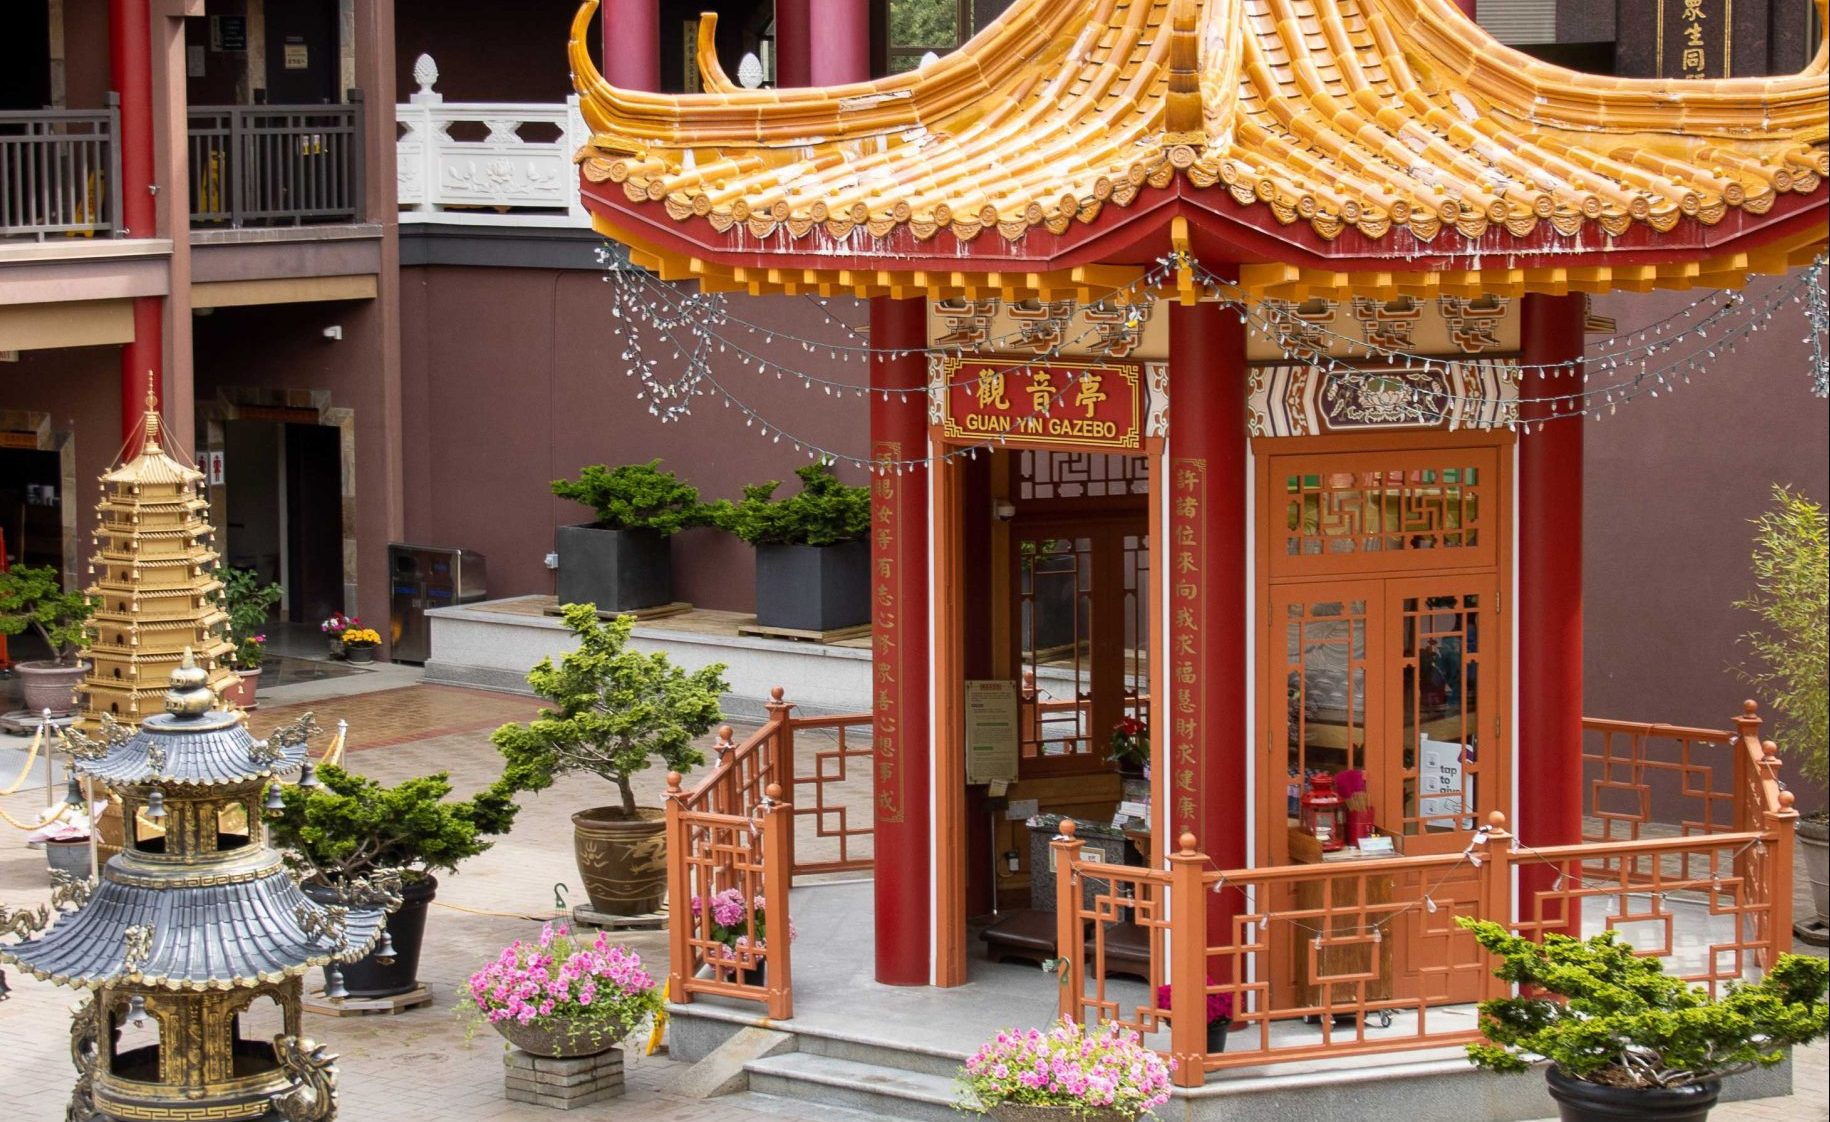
[396,54,590,226]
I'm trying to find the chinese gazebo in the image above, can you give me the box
[567,0,1825,1082]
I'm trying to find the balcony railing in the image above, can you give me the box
[0,101,121,239]
[395,54,590,225]
[1059,701,1798,1085]
[187,98,364,228]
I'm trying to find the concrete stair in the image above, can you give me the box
[744,1052,963,1122]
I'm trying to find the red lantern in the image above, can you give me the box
[1301,772,1348,852]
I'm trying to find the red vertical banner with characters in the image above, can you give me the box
[1168,458,1207,844]
[869,297,931,986]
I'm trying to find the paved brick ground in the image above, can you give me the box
[0,673,1822,1121]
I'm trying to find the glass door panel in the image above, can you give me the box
[1385,576,1497,854]
[1268,582,1381,864]
[1017,534,1095,763]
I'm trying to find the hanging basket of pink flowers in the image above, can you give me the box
[464,924,663,1058]
[958,1017,1175,1121]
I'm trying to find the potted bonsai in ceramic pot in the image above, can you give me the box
[493,603,727,917]
[710,460,871,632]
[551,460,708,613]
[464,923,663,1060]
[0,564,97,715]
[270,764,520,998]
[213,566,282,709]
[957,1017,1175,1121]
[1457,918,1828,1122]
[1735,485,1827,944]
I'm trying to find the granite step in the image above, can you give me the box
[743,1051,967,1122]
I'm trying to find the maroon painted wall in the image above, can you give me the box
[1,345,121,575]
[61,0,114,109]
[395,0,583,102]
[1584,270,1829,813]
[398,265,870,612]
[190,299,397,636]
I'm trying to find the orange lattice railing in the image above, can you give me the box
[664,688,873,1020]
[1060,703,1799,1087]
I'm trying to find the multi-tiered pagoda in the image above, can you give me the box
[80,394,237,727]
[0,652,393,1121]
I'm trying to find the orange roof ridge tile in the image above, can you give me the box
[571,0,1827,297]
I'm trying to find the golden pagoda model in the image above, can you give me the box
[0,653,397,1121]
[80,393,238,727]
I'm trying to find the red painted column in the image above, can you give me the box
[807,0,870,86]
[869,296,932,986]
[1518,294,1585,894]
[112,0,161,445]
[1166,300,1249,891]
[601,0,660,90]
[775,0,811,86]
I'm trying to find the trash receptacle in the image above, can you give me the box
[388,544,488,664]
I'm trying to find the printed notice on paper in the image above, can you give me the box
[965,679,1020,785]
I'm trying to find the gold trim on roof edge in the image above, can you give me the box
[571,0,1827,260]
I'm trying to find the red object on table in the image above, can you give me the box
[1301,773,1348,852]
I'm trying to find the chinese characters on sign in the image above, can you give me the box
[1651,0,1729,79]
[1168,458,1206,841]
[937,359,1142,451]
[871,440,905,824]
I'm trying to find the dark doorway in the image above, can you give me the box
[263,0,339,104]
[0,447,64,572]
[222,419,341,625]
[0,1,53,110]
[283,422,341,624]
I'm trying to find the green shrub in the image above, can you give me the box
[492,604,729,816]
[551,460,708,535]
[0,565,96,665]
[709,461,870,547]
[1736,485,1827,786]
[269,764,520,885]
[1457,918,1829,1089]
[213,566,283,670]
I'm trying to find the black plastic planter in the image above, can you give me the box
[305,874,437,998]
[555,525,672,613]
[1546,1067,1721,1122]
[755,540,869,632]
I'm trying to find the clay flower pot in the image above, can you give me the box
[492,1016,631,1059]
[15,660,88,716]
[572,807,667,916]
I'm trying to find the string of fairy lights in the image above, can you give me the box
[600,247,1830,470]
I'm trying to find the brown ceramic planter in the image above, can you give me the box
[493,1017,632,1058]
[218,667,261,710]
[15,660,88,716]
[572,806,668,916]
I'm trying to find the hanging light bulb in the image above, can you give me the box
[265,783,285,814]
[145,788,166,820]
[323,965,349,1001]
[375,930,398,966]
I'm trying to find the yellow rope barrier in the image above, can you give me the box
[0,800,71,832]
[0,723,45,796]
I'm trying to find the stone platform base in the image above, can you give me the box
[505,1046,625,1110]
[571,904,667,931]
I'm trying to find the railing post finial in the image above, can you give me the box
[410,54,442,105]
[665,771,682,797]
[1178,831,1197,856]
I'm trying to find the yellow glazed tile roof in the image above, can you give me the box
[571,0,1828,299]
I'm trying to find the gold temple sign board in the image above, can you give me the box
[934,358,1143,452]
[964,680,1020,785]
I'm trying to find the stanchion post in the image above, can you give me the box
[1052,820,1085,1023]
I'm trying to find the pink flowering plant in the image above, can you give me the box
[958,1018,1174,1118]
[463,924,662,1049]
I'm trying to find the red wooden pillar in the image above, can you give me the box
[1518,294,1585,894]
[869,296,932,985]
[775,0,811,86]
[601,0,660,90]
[112,0,161,446]
[1166,300,1248,906]
[808,0,870,85]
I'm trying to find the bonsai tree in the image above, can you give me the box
[709,461,870,546]
[492,603,729,816]
[0,565,96,666]
[551,459,709,534]
[1456,917,1829,1090]
[269,764,521,886]
[213,566,283,671]
[1736,484,1827,787]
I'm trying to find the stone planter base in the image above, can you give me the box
[504,1046,625,1110]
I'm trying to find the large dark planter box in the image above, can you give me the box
[555,524,672,613]
[755,540,869,632]
[305,875,437,998]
